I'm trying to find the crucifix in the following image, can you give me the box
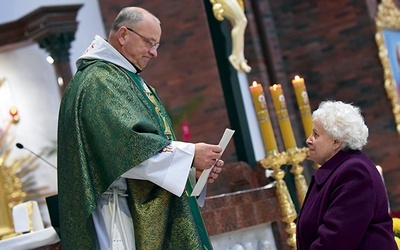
[210,0,252,73]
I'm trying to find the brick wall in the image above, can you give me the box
[253,0,400,212]
[98,0,400,212]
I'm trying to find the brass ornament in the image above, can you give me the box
[260,152,297,249]
[0,122,25,239]
[287,147,309,208]
[0,121,53,240]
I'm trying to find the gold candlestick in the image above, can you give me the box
[260,152,297,249]
[287,147,309,207]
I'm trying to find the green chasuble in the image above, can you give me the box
[57,59,212,249]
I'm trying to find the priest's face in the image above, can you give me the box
[121,18,161,70]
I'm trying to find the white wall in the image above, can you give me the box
[0,0,105,225]
[0,0,106,72]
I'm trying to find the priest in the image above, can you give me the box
[57,6,224,249]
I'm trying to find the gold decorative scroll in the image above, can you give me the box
[0,165,14,237]
[0,121,35,239]
[375,0,400,136]
[0,123,18,238]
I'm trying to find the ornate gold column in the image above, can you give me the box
[0,121,14,238]
[287,147,309,207]
[0,163,14,238]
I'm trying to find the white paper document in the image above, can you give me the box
[191,128,235,196]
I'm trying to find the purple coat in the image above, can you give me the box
[296,150,397,249]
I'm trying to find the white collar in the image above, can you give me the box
[76,35,137,73]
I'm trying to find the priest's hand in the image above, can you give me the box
[209,159,224,183]
[193,142,224,183]
[195,159,224,183]
[193,143,222,169]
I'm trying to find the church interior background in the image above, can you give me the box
[1,0,400,249]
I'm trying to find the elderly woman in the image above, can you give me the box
[296,100,397,249]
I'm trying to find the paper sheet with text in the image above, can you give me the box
[191,128,235,196]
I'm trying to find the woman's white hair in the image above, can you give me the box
[313,100,368,150]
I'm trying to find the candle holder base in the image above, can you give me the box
[260,152,297,249]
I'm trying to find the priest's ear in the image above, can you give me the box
[107,26,127,48]
[117,26,130,46]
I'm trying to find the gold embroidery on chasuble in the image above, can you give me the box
[124,70,173,141]
[126,179,212,250]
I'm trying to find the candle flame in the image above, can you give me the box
[294,75,300,80]
[252,81,258,87]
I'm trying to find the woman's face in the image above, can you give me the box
[306,120,339,165]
